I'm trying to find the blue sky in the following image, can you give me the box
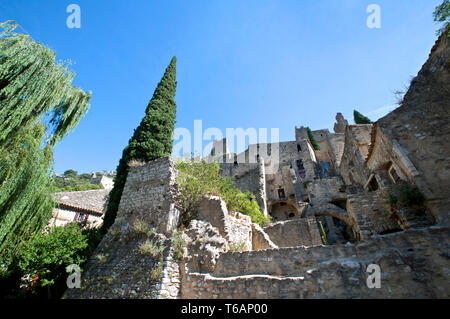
[0,0,443,174]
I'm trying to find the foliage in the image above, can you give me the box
[306,127,321,151]
[387,194,399,205]
[0,21,91,269]
[139,239,165,258]
[14,223,88,296]
[53,170,108,192]
[433,0,450,36]
[229,241,247,252]
[172,229,187,261]
[175,159,271,227]
[0,21,91,148]
[103,57,177,232]
[401,187,426,207]
[353,110,373,124]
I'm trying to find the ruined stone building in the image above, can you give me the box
[65,31,449,299]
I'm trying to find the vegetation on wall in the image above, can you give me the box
[175,159,271,227]
[0,21,91,271]
[102,57,178,233]
[306,127,321,151]
[353,110,373,124]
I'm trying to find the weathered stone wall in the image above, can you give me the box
[182,226,450,299]
[64,157,181,299]
[219,161,267,215]
[114,157,179,235]
[340,125,373,186]
[347,191,401,241]
[197,196,253,250]
[368,31,450,225]
[263,217,323,248]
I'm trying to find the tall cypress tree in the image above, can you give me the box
[353,110,373,124]
[102,57,178,231]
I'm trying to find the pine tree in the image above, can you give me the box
[102,57,178,232]
[0,21,91,270]
[353,110,373,124]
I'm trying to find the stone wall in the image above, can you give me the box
[181,226,450,299]
[347,191,401,241]
[64,157,181,299]
[340,125,373,186]
[263,217,322,248]
[219,161,268,215]
[368,31,450,225]
[197,196,253,251]
[114,157,179,235]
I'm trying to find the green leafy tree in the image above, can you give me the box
[434,0,450,36]
[306,127,321,151]
[102,57,178,232]
[175,160,271,227]
[353,110,373,124]
[14,223,88,297]
[0,21,91,270]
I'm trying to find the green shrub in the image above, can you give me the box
[402,187,426,206]
[139,239,165,258]
[172,229,187,261]
[306,127,321,150]
[353,110,373,124]
[175,160,271,227]
[14,223,88,294]
[387,194,398,205]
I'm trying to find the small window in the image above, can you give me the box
[278,188,286,200]
[367,176,379,192]
[288,213,295,218]
[297,144,302,152]
[389,167,401,183]
[75,212,87,222]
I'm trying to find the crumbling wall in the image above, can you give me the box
[64,157,181,299]
[219,161,267,215]
[263,217,323,248]
[347,191,401,241]
[182,226,450,299]
[197,196,252,251]
[340,125,373,186]
[369,31,450,225]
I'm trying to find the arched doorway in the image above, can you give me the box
[268,201,301,222]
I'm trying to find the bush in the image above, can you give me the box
[175,160,271,227]
[353,110,373,124]
[306,127,321,150]
[402,187,426,207]
[14,223,89,297]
